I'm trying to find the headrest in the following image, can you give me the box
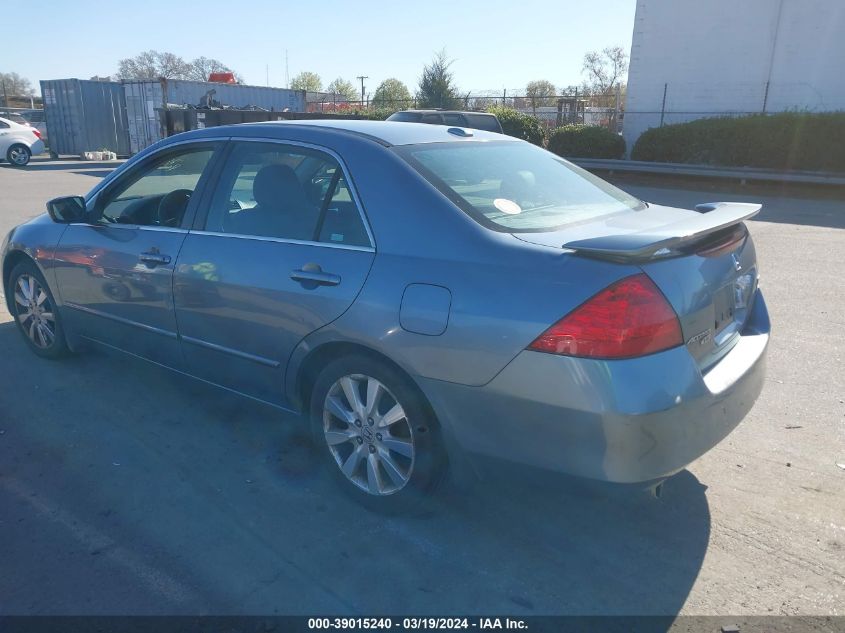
[253,164,308,210]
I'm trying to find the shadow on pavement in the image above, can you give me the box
[0,320,710,617]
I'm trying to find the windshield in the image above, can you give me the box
[396,141,645,232]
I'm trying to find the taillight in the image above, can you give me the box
[32,128,42,139]
[528,273,683,359]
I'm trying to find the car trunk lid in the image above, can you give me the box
[514,201,761,368]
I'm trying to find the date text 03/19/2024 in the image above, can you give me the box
[307,618,529,630]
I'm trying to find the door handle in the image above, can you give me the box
[139,251,172,267]
[290,263,340,287]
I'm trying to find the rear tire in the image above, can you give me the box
[9,260,70,359]
[309,354,447,513]
[6,144,32,167]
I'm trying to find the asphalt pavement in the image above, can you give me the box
[0,157,843,616]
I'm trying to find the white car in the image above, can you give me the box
[0,116,45,166]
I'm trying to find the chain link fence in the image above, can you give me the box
[305,88,624,132]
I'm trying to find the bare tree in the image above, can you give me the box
[117,50,241,82]
[582,46,628,97]
[187,57,240,83]
[0,71,34,96]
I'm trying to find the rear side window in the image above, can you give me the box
[464,114,502,133]
[203,142,370,247]
[396,141,644,233]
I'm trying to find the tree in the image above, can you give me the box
[116,50,241,82]
[525,80,557,112]
[0,72,34,96]
[416,50,461,109]
[326,77,358,102]
[187,57,240,83]
[291,71,323,92]
[372,78,412,108]
[118,50,188,80]
[582,46,628,97]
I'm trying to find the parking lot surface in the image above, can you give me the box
[0,158,843,616]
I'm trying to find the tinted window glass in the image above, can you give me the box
[443,113,466,125]
[421,114,444,124]
[0,113,28,125]
[396,141,644,232]
[316,170,371,247]
[0,120,8,129]
[387,112,422,122]
[464,114,503,132]
[205,142,370,246]
[98,147,215,227]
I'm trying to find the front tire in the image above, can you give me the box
[6,144,32,167]
[9,260,70,359]
[309,354,447,512]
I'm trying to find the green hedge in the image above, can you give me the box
[486,106,546,145]
[547,124,626,159]
[631,113,845,172]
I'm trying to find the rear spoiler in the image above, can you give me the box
[563,202,761,262]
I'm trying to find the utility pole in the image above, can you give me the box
[356,75,368,108]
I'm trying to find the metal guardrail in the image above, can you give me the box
[570,158,845,186]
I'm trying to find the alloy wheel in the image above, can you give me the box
[9,146,30,166]
[14,274,56,349]
[322,374,415,496]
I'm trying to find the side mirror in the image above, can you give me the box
[46,196,87,223]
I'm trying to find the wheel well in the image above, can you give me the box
[296,341,431,417]
[2,250,34,313]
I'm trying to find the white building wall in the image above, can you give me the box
[623,0,845,155]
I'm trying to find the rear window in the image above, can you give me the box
[387,112,423,123]
[0,112,28,125]
[395,141,644,232]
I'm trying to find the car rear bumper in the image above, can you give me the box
[30,139,45,155]
[419,291,770,484]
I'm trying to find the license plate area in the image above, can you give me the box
[713,284,735,335]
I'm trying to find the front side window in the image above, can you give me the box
[395,141,645,232]
[97,146,216,227]
[204,142,370,247]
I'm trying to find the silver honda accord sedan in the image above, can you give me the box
[1,120,769,510]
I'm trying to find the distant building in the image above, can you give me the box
[623,0,845,154]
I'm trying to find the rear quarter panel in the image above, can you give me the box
[285,141,642,391]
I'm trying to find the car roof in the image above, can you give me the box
[177,119,512,147]
[398,110,497,116]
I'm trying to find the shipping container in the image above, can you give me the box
[40,79,130,157]
[123,79,306,154]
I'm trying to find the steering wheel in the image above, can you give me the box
[156,189,192,227]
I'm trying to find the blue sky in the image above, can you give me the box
[9,0,636,96]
